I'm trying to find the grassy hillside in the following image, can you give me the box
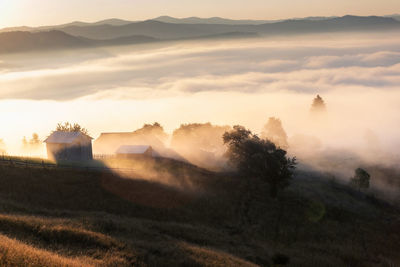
[0,158,399,266]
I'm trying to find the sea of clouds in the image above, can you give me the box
[0,32,399,158]
[0,32,400,100]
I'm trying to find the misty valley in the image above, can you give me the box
[0,14,400,267]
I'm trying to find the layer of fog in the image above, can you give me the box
[0,32,399,189]
[1,32,400,100]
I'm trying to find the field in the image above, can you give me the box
[0,157,399,266]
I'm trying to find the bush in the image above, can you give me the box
[350,168,370,191]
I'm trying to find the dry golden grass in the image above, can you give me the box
[175,241,259,267]
[0,234,96,267]
[0,160,398,266]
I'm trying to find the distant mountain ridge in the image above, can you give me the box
[153,15,341,25]
[53,15,400,40]
[0,31,158,54]
[387,14,400,21]
[0,15,400,54]
[0,31,89,53]
[153,16,274,25]
[2,14,400,33]
[0,18,134,33]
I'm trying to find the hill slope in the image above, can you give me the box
[0,31,90,53]
[0,158,398,266]
[0,30,158,54]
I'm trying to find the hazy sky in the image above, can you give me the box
[0,0,399,28]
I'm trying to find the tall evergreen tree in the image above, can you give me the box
[310,94,327,114]
[261,117,288,149]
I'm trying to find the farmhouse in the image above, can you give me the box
[44,131,93,161]
[115,145,160,158]
[94,132,187,162]
[93,132,165,155]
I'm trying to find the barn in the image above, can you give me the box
[115,145,159,159]
[44,131,93,161]
[93,132,165,155]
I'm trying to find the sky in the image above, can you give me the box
[0,0,400,28]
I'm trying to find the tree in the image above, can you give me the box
[0,139,6,154]
[172,123,231,152]
[134,122,168,142]
[310,94,327,114]
[261,117,288,149]
[223,126,296,198]
[350,168,370,191]
[30,133,40,145]
[171,123,231,169]
[22,133,41,151]
[56,122,89,135]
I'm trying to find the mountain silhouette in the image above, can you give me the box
[153,16,273,25]
[0,19,134,33]
[0,31,158,54]
[42,16,400,41]
[0,31,89,53]
[1,15,399,54]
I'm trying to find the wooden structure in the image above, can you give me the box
[93,132,164,155]
[44,131,93,161]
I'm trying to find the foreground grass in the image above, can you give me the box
[0,233,95,267]
[0,158,399,266]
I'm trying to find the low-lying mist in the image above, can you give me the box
[0,32,399,195]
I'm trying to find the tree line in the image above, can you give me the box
[2,95,371,198]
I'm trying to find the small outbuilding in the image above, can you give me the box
[44,131,93,161]
[93,132,165,155]
[115,145,159,159]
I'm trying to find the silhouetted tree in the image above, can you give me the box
[22,133,41,151]
[350,168,370,191]
[261,117,288,149]
[22,133,42,153]
[56,122,89,135]
[134,122,168,142]
[310,94,327,114]
[223,126,296,198]
[30,133,40,145]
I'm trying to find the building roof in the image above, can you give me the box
[116,145,152,154]
[44,131,93,144]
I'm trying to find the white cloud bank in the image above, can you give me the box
[0,33,399,160]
